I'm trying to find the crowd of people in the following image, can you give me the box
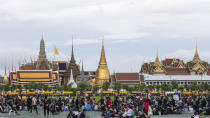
[0,93,210,118]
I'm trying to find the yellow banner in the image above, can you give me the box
[55,47,59,55]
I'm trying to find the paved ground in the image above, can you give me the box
[0,111,209,118]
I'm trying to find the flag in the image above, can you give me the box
[55,46,59,55]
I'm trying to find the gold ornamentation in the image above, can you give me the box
[153,51,165,73]
[95,38,110,86]
[3,64,8,84]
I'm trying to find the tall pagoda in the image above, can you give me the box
[35,37,50,70]
[9,37,60,86]
[3,65,8,84]
[64,39,80,84]
[95,38,110,86]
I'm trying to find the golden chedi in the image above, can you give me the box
[3,65,9,84]
[95,38,110,86]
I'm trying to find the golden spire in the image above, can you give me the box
[3,64,8,84]
[193,41,201,62]
[99,37,107,65]
[154,50,161,66]
[95,37,110,86]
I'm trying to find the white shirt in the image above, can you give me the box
[127,109,133,116]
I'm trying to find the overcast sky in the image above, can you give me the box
[0,0,210,75]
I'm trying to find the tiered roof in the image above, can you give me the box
[111,73,141,85]
[141,44,210,75]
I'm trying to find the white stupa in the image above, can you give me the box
[67,70,77,88]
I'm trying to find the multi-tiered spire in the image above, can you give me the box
[95,37,110,86]
[35,36,49,70]
[154,51,161,67]
[70,39,76,65]
[152,50,164,73]
[65,38,79,84]
[192,42,201,63]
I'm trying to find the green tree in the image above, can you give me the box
[113,82,121,93]
[171,80,178,90]
[155,85,161,91]
[202,83,208,91]
[3,84,10,91]
[190,82,198,92]
[0,85,3,91]
[102,81,110,91]
[184,84,189,91]
[77,81,89,90]
[147,85,155,91]
[92,86,100,93]
[135,83,145,91]
[161,83,170,95]
[178,85,184,92]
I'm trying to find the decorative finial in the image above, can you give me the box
[70,35,75,63]
[154,49,162,67]
[102,36,104,46]
[4,64,6,75]
[81,59,84,72]
[99,36,107,65]
[155,50,159,62]
[193,40,200,62]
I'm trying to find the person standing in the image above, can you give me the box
[44,96,50,116]
[32,96,38,115]
[27,96,32,113]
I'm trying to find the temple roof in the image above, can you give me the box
[112,73,140,85]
